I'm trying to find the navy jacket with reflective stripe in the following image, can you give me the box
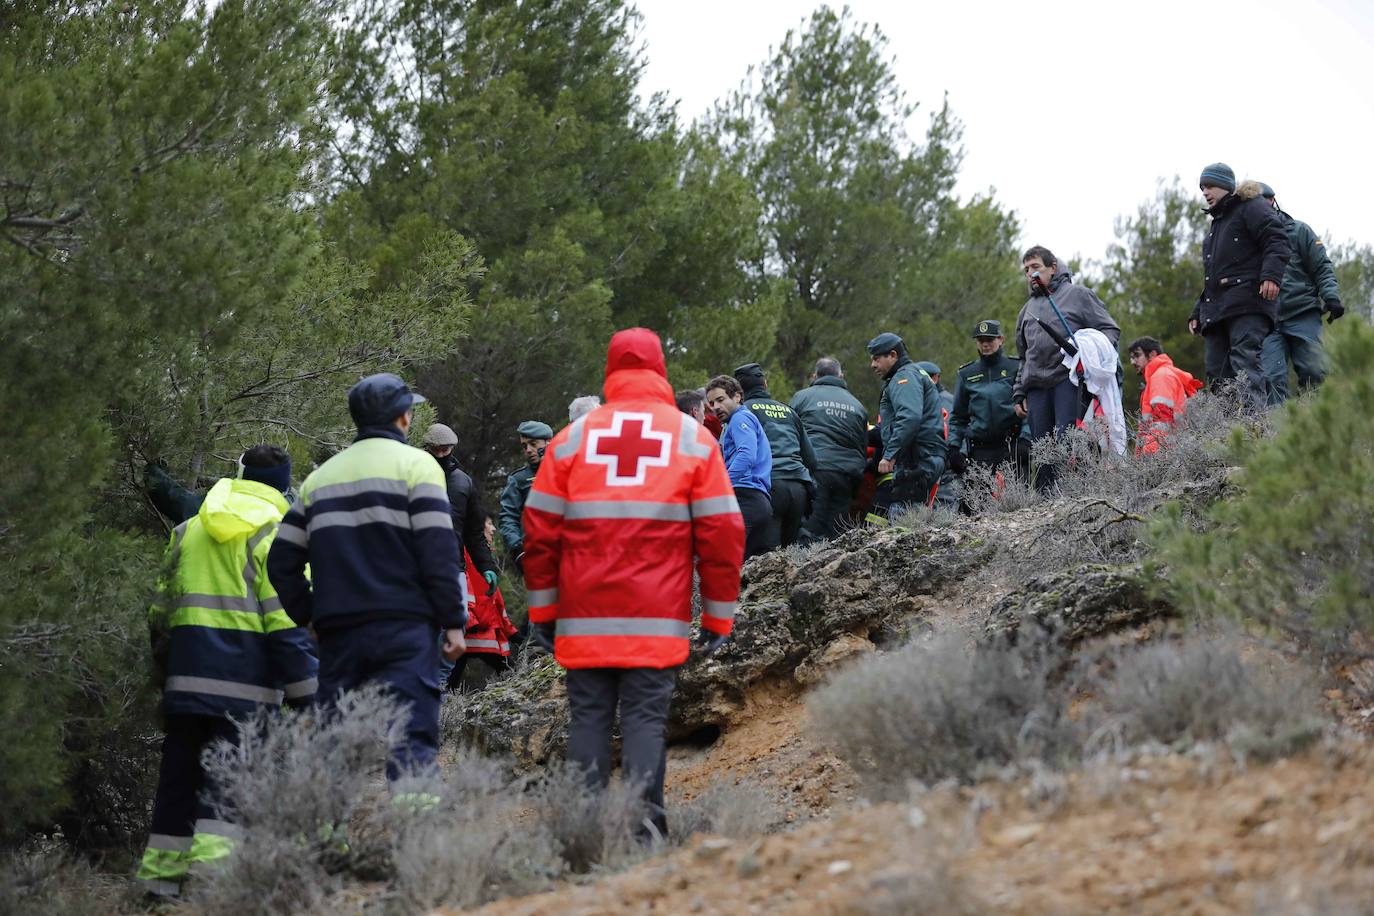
[156,480,319,718]
[267,427,467,633]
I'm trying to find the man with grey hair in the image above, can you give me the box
[790,357,867,542]
[568,395,601,423]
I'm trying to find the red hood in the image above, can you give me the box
[606,327,667,379]
[604,328,672,406]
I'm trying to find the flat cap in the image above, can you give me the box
[422,423,458,447]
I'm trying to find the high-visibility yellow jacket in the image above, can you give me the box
[150,478,318,717]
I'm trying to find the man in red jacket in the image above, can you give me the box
[523,328,745,839]
[1128,337,1204,455]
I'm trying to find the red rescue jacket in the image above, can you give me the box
[1138,354,1203,455]
[464,552,514,656]
[522,328,746,669]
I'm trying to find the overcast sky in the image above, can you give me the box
[633,0,1374,265]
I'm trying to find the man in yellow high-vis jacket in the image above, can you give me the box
[136,445,317,899]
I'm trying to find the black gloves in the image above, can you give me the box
[946,446,967,474]
[1326,300,1345,324]
[695,630,728,656]
[531,622,555,654]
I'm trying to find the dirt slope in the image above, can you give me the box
[665,679,857,825]
[466,740,1374,915]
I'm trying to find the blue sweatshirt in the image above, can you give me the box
[720,407,772,495]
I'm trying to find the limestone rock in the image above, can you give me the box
[446,524,994,767]
[982,563,1175,646]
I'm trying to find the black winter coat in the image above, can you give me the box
[1191,181,1291,332]
[436,454,498,576]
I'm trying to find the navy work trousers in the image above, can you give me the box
[317,618,441,780]
[566,666,678,839]
[148,714,240,847]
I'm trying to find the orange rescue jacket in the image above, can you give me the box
[522,328,746,669]
[1138,354,1203,455]
[463,552,514,656]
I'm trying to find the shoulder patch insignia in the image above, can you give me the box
[1315,238,1324,247]
[897,378,909,384]
[1000,370,1008,377]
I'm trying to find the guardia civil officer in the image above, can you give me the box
[948,319,1028,480]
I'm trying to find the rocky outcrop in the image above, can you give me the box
[982,563,1176,646]
[446,524,994,766]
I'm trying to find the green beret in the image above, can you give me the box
[517,420,553,439]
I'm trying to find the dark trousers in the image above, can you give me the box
[445,651,511,691]
[148,714,240,844]
[735,486,773,559]
[318,618,440,780]
[1203,313,1271,410]
[1026,378,1081,440]
[566,666,678,838]
[765,478,809,549]
[970,439,1031,475]
[800,470,859,543]
[964,439,1032,510]
[1262,312,1326,404]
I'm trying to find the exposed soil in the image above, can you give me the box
[467,738,1374,915]
[665,679,857,824]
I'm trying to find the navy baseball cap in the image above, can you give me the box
[348,373,426,426]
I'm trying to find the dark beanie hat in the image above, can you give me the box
[733,362,767,393]
[1258,182,1276,199]
[1199,162,1236,192]
[238,448,292,494]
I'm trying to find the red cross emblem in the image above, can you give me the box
[586,412,671,486]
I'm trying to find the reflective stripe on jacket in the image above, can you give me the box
[522,350,745,670]
[151,478,318,717]
[1138,354,1203,455]
[266,427,465,633]
[464,552,514,656]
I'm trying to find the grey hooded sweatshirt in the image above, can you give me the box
[1012,272,1120,402]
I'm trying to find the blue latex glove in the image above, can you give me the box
[483,570,499,596]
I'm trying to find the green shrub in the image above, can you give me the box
[1152,320,1374,637]
[0,532,161,852]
